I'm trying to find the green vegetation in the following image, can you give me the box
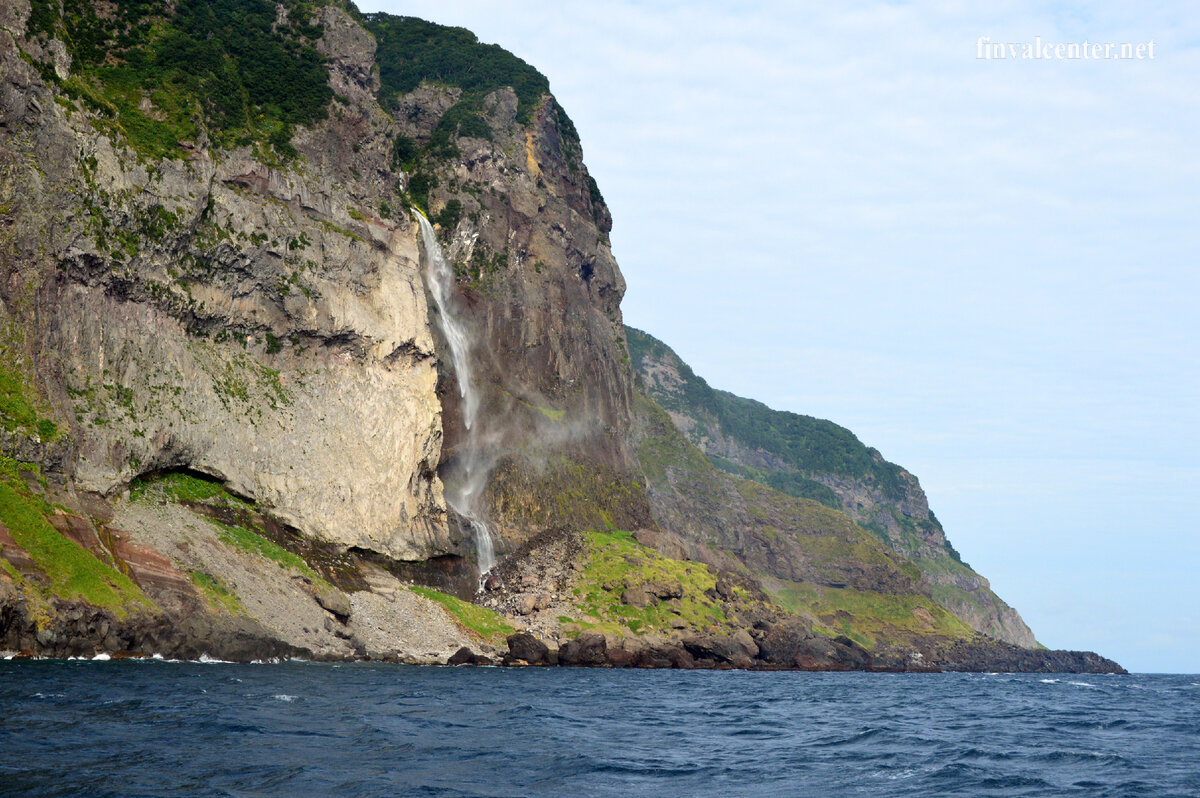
[0,456,149,616]
[210,517,328,588]
[366,14,590,222]
[709,454,841,509]
[366,14,554,128]
[434,199,462,230]
[0,362,58,440]
[489,456,651,536]
[130,471,249,509]
[772,580,973,650]
[189,570,244,615]
[571,529,752,636]
[409,585,513,641]
[634,392,715,486]
[33,0,332,160]
[626,326,907,499]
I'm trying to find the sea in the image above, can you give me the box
[0,662,1196,797]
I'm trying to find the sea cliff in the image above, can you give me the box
[0,0,1121,673]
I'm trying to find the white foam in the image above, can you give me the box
[152,653,164,660]
[273,694,297,703]
[1040,678,1058,684]
[92,652,111,661]
[197,653,233,664]
[1069,681,1096,688]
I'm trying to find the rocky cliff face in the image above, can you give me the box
[1,2,457,562]
[0,0,1116,671]
[627,327,1037,648]
[0,1,644,569]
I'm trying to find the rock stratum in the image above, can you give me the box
[0,0,1121,672]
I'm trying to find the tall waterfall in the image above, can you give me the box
[414,212,496,576]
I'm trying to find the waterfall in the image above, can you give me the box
[414,212,497,577]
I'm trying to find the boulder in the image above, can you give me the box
[759,618,814,664]
[559,631,607,666]
[682,634,750,666]
[504,632,550,665]
[643,578,683,600]
[620,587,655,609]
[632,529,689,561]
[732,629,759,659]
[447,646,477,665]
[314,587,352,622]
[606,647,636,668]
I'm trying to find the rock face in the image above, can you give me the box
[627,327,1038,648]
[1,6,452,561]
[0,3,646,568]
[0,3,1119,672]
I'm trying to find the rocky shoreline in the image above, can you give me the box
[1,591,1125,674]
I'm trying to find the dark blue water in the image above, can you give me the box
[1,663,1197,797]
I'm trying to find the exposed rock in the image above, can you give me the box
[644,578,683,600]
[758,618,815,665]
[732,629,759,659]
[632,528,689,561]
[682,634,753,668]
[313,587,352,622]
[447,646,479,665]
[620,586,655,609]
[504,632,550,665]
[558,631,607,666]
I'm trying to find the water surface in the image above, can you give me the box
[1,662,1196,796]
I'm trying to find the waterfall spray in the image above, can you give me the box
[414,212,496,577]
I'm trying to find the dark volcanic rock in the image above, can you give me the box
[0,594,305,662]
[620,587,655,609]
[682,634,753,668]
[759,618,815,664]
[448,646,476,665]
[503,632,550,665]
[558,631,607,666]
[937,639,1126,674]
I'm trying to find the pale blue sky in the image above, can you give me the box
[360,1,1199,673]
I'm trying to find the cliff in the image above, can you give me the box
[625,327,1037,648]
[0,0,1118,672]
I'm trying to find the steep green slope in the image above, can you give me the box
[631,392,975,650]
[627,326,1037,648]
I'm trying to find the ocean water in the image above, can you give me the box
[0,663,1196,797]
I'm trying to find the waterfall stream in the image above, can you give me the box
[415,212,497,576]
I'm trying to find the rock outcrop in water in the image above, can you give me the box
[0,1,1120,672]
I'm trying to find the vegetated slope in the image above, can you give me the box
[631,391,977,654]
[626,326,1036,648]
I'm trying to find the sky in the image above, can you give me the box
[359,1,1200,673]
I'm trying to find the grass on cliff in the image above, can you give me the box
[772,581,973,650]
[189,571,245,616]
[569,529,753,636]
[409,586,513,641]
[0,457,149,616]
[130,471,250,509]
[132,471,329,589]
[626,326,908,500]
[0,352,59,441]
[210,518,328,588]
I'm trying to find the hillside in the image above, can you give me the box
[0,0,1118,671]
[626,326,1036,647]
